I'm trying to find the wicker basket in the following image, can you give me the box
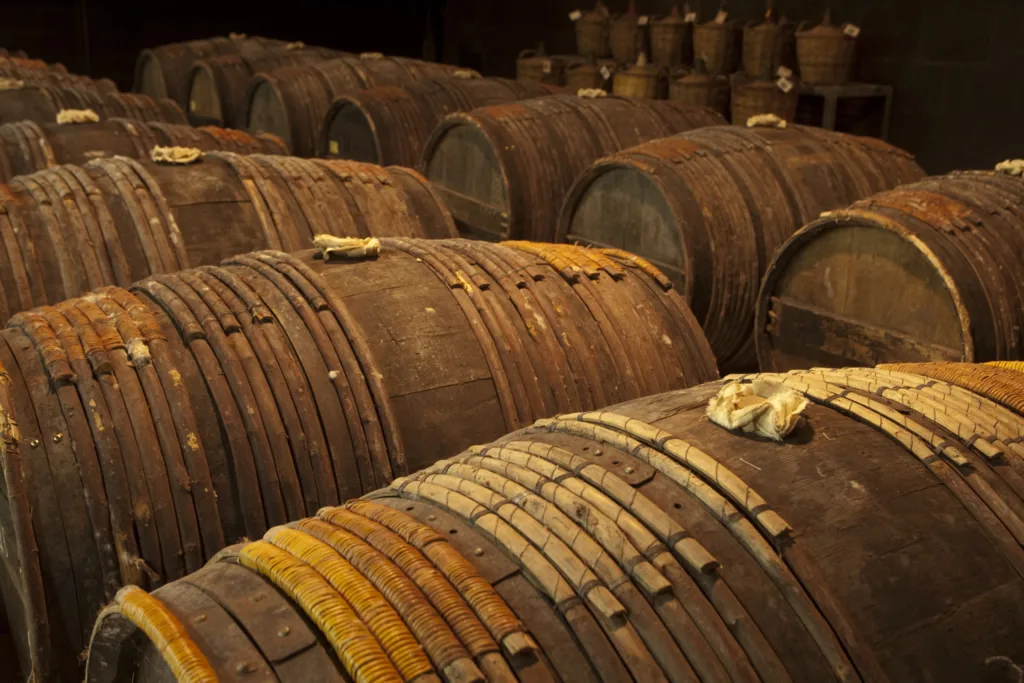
[610,2,645,63]
[730,74,798,123]
[742,14,796,79]
[575,2,611,58]
[669,58,729,116]
[565,58,617,91]
[693,17,742,74]
[613,57,666,99]
[796,10,856,85]
[650,5,694,67]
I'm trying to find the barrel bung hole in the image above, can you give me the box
[673,502,682,510]
[612,459,621,465]
[449,529,458,535]
[406,506,415,512]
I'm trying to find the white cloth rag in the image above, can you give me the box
[313,235,382,260]
[706,379,809,441]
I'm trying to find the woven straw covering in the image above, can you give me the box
[880,362,1024,416]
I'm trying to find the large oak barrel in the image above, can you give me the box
[186,47,345,128]
[756,168,1024,372]
[419,93,726,242]
[557,122,924,373]
[0,154,456,319]
[319,76,558,166]
[83,362,1024,683]
[0,239,717,681]
[0,83,186,126]
[0,117,287,181]
[245,56,478,157]
[134,35,290,105]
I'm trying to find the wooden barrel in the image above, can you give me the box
[756,169,1024,371]
[0,57,117,94]
[0,239,718,681]
[419,93,726,242]
[245,56,477,157]
[82,362,1024,683]
[0,83,186,126]
[134,35,289,105]
[0,154,457,319]
[557,122,924,372]
[0,117,287,181]
[186,47,344,128]
[319,76,556,166]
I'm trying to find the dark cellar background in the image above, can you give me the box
[0,0,1020,173]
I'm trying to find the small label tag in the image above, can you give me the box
[638,15,649,24]
[684,11,697,22]
[714,9,728,23]
[843,23,861,38]
[329,139,340,155]
[776,65,793,78]
[600,65,612,80]
[776,77,794,93]
[569,9,582,21]
[189,100,197,112]
[542,59,552,74]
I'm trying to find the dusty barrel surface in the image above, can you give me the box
[419,93,726,242]
[0,154,456,319]
[133,35,290,105]
[756,169,1024,372]
[558,123,924,372]
[0,239,718,681]
[83,363,1024,683]
[245,56,477,157]
[0,83,186,126]
[186,47,345,128]
[0,117,287,181]
[320,76,557,166]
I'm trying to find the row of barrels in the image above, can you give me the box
[0,117,286,182]
[81,361,1024,683]
[0,239,718,681]
[554,119,924,372]
[240,53,477,155]
[0,82,185,128]
[0,86,1016,379]
[319,75,560,166]
[0,152,456,320]
[419,93,727,241]
[134,35,306,105]
[0,55,117,94]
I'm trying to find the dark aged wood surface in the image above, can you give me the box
[757,170,1024,371]
[0,239,717,681]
